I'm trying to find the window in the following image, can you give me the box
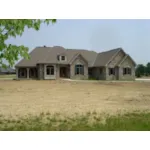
[123,67,131,75]
[46,68,50,75]
[61,56,65,61]
[75,65,84,75]
[46,66,54,75]
[109,68,114,75]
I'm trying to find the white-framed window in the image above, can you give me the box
[46,66,54,75]
[61,56,65,61]
[75,64,84,75]
[123,67,131,75]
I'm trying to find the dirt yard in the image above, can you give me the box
[0,80,150,117]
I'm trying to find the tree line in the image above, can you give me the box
[135,62,150,77]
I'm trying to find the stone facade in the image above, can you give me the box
[118,56,135,80]
[106,50,126,80]
[37,64,44,80]
[70,55,88,80]
[90,67,106,80]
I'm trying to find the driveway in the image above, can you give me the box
[135,78,150,82]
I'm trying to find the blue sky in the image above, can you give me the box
[6,19,150,65]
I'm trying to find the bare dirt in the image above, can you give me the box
[0,80,150,118]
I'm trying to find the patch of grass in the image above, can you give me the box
[0,111,150,131]
[0,74,16,78]
[88,77,98,80]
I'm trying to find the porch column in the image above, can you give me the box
[27,68,29,79]
[16,68,18,79]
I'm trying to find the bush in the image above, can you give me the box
[136,72,141,78]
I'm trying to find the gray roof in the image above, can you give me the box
[15,46,125,67]
[0,67,15,73]
[93,48,121,67]
[59,49,97,66]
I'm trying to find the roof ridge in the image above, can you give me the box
[105,48,122,66]
[68,52,80,64]
[67,48,98,53]
[92,53,99,67]
[98,47,122,54]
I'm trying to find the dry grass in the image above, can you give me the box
[0,74,16,78]
[0,80,150,118]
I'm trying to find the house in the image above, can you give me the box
[15,46,136,80]
[0,67,16,75]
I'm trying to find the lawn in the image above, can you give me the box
[0,111,150,131]
[0,74,16,79]
[0,80,150,130]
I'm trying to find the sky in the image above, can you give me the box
[6,19,150,65]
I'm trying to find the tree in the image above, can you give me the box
[0,19,56,68]
[135,64,146,77]
[146,62,150,75]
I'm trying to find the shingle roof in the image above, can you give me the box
[93,48,121,67]
[59,49,97,66]
[16,46,66,67]
[0,67,15,73]
[15,46,124,67]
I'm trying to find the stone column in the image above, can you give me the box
[16,68,18,79]
[27,68,29,79]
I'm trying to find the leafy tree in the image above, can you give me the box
[0,19,56,67]
[146,62,150,75]
[135,64,146,77]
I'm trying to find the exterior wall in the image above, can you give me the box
[119,57,135,80]
[37,64,69,80]
[90,67,106,80]
[70,55,88,80]
[107,50,125,67]
[37,64,44,80]
[106,50,125,80]
[56,64,60,79]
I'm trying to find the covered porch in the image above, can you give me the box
[59,64,70,78]
[16,67,38,79]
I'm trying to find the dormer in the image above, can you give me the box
[57,55,67,61]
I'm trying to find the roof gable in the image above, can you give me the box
[118,54,136,67]
[93,48,122,67]
[69,53,88,65]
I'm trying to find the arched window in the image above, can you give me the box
[46,66,54,75]
[75,64,84,75]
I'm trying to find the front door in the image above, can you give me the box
[60,67,67,78]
